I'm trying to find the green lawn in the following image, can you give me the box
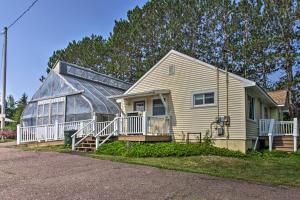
[0,138,16,143]
[20,144,300,187]
[89,153,300,187]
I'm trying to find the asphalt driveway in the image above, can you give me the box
[0,147,299,200]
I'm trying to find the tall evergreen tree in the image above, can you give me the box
[265,0,300,117]
[12,93,28,124]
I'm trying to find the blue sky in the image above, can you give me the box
[0,0,148,99]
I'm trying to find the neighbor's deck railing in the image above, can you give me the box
[259,118,298,152]
[259,119,295,136]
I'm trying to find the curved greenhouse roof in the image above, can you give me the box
[30,61,132,115]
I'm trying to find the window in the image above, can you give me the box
[37,103,50,125]
[169,65,175,75]
[193,92,215,107]
[134,101,145,112]
[152,99,165,116]
[51,101,65,124]
[247,95,255,120]
[264,106,268,119]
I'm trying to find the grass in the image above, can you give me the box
[0,138,16,143]
[89,153,300,187]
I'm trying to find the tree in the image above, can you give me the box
[46,0,300,117]
[12,93,28,124]
[47,35,108,74]
[265,0,300,117]
[6,95,16,119]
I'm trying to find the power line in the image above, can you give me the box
[7,0,39,29]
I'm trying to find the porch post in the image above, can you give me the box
[268,119,275,151]
[72,136,75,151]
[142,111,147,135]
[94,114,100,150]
[93,114,97,134]
[293,118,298,152]
[54,120,59,140]
[17,124,20,145]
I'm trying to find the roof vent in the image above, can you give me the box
[169,65,175,75]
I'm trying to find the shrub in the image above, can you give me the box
[202,130,214,146]
[0,130,16,139]
[96,141,245,158]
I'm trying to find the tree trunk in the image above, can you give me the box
[285,44,296,118]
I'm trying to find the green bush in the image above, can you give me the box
[95,141,246,158]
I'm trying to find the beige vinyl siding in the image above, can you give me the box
[245,88,280,139]
[127,53,246,140]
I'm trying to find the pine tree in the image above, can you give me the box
[12,93,28,124]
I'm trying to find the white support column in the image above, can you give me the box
[293,118,298,152]
[17,124,20,145]
[115,114,120,135]
[95,136,99,149]
[142,111,147,135]
[54,120,59,140]
[72,136,75,151]
[268,119,275,151]
[93,114,97,135]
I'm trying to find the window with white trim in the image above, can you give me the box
[193,92,215,107]
[247,95,255,120]
[152,99,166,116]
[134,101,145,112]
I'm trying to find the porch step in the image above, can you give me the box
[273,136,295,152]
[75,136,96,152]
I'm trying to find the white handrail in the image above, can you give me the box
[95,117,119,138]
[71,120,95,138]
[71,120,96,151]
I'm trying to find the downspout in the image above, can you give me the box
[217,67,220,117]
[226,65,229,148]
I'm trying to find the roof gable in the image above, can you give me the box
[125,50,255,94]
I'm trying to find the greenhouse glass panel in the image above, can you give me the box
[66,95,92,122]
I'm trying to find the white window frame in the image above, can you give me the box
[192,90,217,108]
[247,94,256,122]
[134,100,146,112]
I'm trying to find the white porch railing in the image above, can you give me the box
[259,119,296,136]
[259,118,298,152]
[72,113,171,150]
[17,119,91,144]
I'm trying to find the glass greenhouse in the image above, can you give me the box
[21,61,132,127]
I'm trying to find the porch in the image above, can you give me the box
[258,118,299,152]
[17,113,171,151]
